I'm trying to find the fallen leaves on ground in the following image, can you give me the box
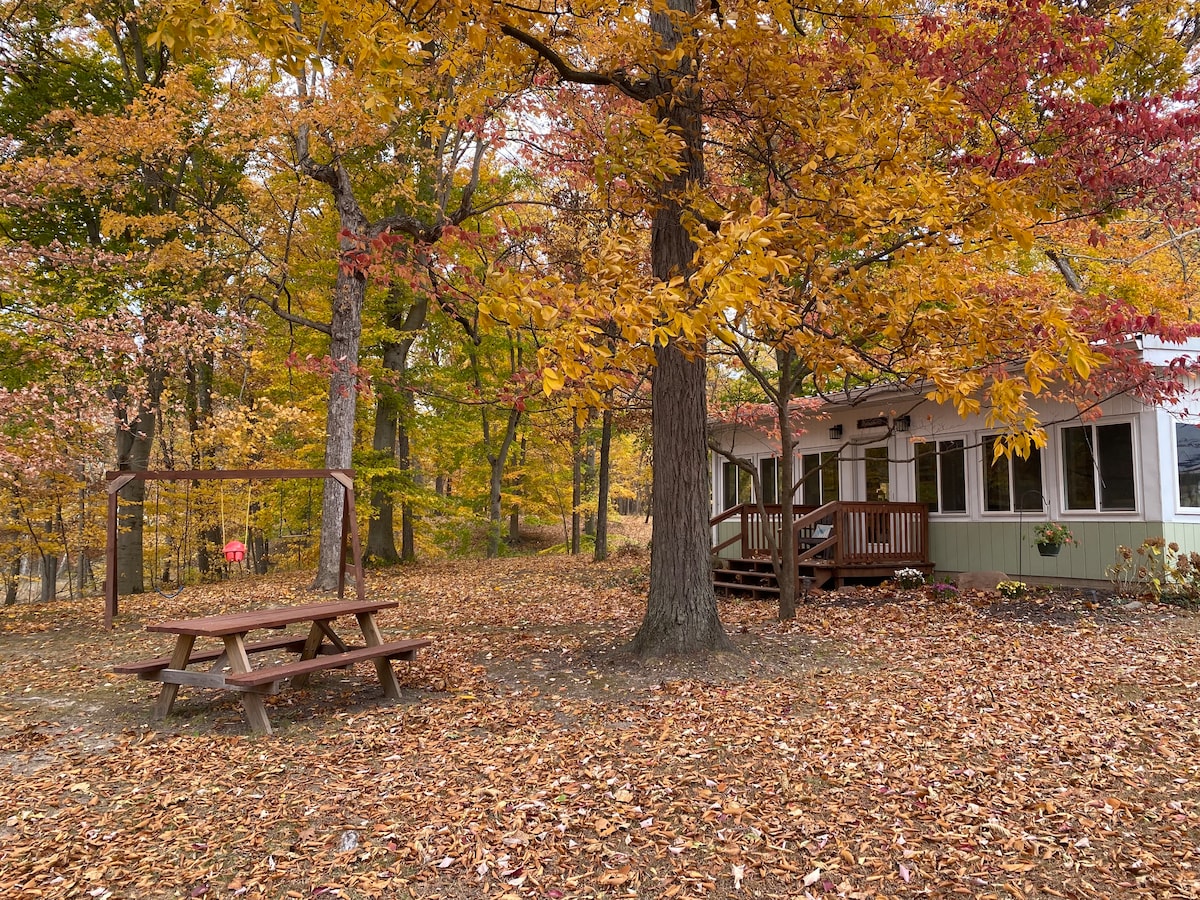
[1,555,1199,899]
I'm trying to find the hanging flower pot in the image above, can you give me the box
[1037,542,1061,558]
[223,540,247,563]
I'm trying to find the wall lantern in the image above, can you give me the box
[894,415,911,432]
[223,540,247,563]
[828,424,843,439]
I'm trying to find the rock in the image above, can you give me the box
[1123,600,1144,611]
[954,571,1009,592]
[338,831,359,852]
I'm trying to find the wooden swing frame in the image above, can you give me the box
[104,469,364,629]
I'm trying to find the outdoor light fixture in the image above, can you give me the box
[894,415,911,432]
[829,424,843,439]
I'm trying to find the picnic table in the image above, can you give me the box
[114,599,431,735]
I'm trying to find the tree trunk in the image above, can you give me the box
[314,262,367,589]
[507,436,526,546]
[486,407,522,558]
[629,0,731,656]
[399,420,416,562]
[112,383,158,596]
[584,432,596,537]
[40,552,58,603]
[571,420,582,554]
[775,390,798,621]
[630,344,732,655]
[3,558,17,605]
[594,407,613,562]
[367,382,401,564]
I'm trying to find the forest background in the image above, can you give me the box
[3,0,1200,656]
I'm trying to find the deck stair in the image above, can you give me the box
[710,500,931,594]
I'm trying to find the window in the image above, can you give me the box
[915,440,967,513]
[759,458,780,504]
[1061,422,1135,511]
[983,435,1043,512]
[721,461,752,510]
[800,451,840,505]
[1177,422,1200,508]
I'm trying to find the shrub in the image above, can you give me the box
[996,580,1026,599]
[894,567,927,590]
[1107,538,1200,603]
[930,581,958,599]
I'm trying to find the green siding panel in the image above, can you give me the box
[929,520,1167,581]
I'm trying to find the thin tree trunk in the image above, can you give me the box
[594,407,613,562]
[571,420,582,555]
[399,420,416,562]
[508,436,526,546]
[486,407,522,558]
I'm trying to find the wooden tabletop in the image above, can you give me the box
[146,600,399,637]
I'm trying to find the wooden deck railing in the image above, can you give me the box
[711,501,929,566]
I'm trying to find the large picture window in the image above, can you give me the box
[1061,423,1136,511]
[983,435,1043,512]
[800,451,840,506]
[1177,422,1200,508]
[915,440,967,513]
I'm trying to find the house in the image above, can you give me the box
[709,336,1200,586]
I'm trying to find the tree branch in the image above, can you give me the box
[500,24,656,101]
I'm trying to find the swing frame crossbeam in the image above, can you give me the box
[104,469,364,630]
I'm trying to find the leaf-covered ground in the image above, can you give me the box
[2,553,1199,899]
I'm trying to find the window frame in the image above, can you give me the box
[799,450,840,506]
[1174,419,1200,511]
[981,434,1045,514]
[914,438,969,515]
[1059,419,1138,514]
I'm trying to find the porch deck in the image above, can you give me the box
[710,501,933,593]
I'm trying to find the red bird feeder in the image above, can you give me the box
[222,540,247,563]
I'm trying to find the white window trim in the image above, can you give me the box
[916,435,971,518]
[1056,418,1140,517]
[1171,417,1200,514]
[979,433,1047,516]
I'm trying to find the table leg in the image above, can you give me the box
[356,612,402,699]
[291,621,326,690]
[153,635,195,720]
[223,633,273,736]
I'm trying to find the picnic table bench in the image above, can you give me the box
[114,599,431,735]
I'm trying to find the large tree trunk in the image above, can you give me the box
[630,344,732,655]
[314,263,367,589]
[594,407,613,562]
[39,552,58,603]
[629,0,731,656]
[112,385,158,596]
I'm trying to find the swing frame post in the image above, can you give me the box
[103,469,363,630]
